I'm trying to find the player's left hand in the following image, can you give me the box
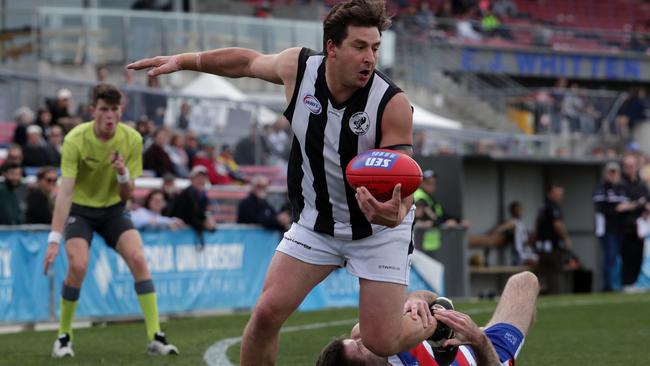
[403,296,434,328]
[110,150,126,175]
[356,184,404,228]
[433,309,484,348]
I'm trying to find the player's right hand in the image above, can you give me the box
[43,242,60,275]
[127,55,182,76]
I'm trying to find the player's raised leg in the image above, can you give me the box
[485,271,539,335]
[52,238,90,358]
[240,252,336,366]
[116,229,178,355]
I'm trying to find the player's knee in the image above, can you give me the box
[68,258,88,278]
[510,271,539,293]
[128,252,148,272]
[250,301,288,332]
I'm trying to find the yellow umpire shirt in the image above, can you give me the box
[60,121,143,208]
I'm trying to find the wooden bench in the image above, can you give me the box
[470,264,579,296]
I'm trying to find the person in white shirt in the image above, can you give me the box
[131,189,184,230]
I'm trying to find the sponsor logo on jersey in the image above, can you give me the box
[349,111,370,135]
[303,95,322,115]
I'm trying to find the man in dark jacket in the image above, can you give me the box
[25,167,58,224]
[535,183,571,294]
[593,162,636,292]
[237,175,290,231]
[0,164,26,225]
[168,165,216,235]
[621,154,650,290]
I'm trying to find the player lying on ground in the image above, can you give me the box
[317,271,539,366]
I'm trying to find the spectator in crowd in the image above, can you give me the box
[0,163,26,225]
[491,0,517,17]
[616,87,648,139]
[12,106,35,146]
[143,128,175,177]
[532,19,552,48]
[413,1,436,31]
[177,102,192,130]
[593,162,633,292]
[435,0,455,32]
[234,124,269,165]
[237,175,291,231]
[628,23,650,53]
[47,125,64,165]
[468,201,537,266]
[192,136,232,185]
[36,107,55,138]
[23,125,58,167]
[96,65,109,83]
[136,117,155,149]
[621,154,650,291]
[161,173,179,216]
[561,83,584,133]
[1,144,24,172]
[265,117,291,167]
[184,131,199,171]
[131,189,184,230]
[167,165,216,238]
[507,201,537,266]
[46,88,75,128]
[480,9,511,40]
[144,75,167,126]
[166,133,190,178]
[535,183,571,294]
[456,11,482,41]
[25,167,58,224]
[217,144,246,183]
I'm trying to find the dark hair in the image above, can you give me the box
[316,338,364,366]
[91,83,122,106]
[545,183,561,194]
[322,0,391,52]
[144,189,165,210]
[508,201,521,217]
[1,163,22,174]
[37,166,57,180]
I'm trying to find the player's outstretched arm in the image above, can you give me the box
[434,310,501,366]
[43,178,75,275]
[127,47,300,85]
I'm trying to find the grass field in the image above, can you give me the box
[2,292,650,365]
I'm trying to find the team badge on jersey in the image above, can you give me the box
[349,111,370,135]
[303,95,322,115]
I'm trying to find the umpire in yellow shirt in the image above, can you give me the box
[43,83,178,358]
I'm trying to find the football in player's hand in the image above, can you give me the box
[346,149,423,202]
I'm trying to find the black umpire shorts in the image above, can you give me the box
[64,202,135,249]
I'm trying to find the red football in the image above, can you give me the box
[345,149,423,202]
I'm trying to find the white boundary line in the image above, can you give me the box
[203,319,357,366]
[203,295,650,365]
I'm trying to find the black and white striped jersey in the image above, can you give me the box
[283,48,403,240]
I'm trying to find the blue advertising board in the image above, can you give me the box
[1,227,435,323]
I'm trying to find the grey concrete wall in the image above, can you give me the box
[416,155,605,295]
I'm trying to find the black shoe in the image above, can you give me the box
[147,332,179,355]
[428,296,455,345]
[428,297,457,366]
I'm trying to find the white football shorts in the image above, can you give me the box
[276,208,415,285]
